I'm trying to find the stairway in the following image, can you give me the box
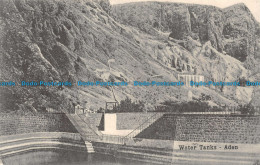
[116,145,173,164]
[84,141,95,153]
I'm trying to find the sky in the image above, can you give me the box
[110,0,260,22]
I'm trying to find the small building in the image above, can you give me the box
[178,74,204,87]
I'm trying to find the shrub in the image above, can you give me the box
[110,97,145,113]
[154,100,212,113]
[238,104,255,115]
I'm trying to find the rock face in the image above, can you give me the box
[188,5,225,52]
[0,0,121,112]
[0,0,259,112]
[93,0,111,14]
[168,5,191,40]
[111,2,260,63]
[223,3,259,72]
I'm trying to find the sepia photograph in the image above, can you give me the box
[0,0,259,164]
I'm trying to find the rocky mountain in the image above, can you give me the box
[0,0,259,113]
[112,2,260,65]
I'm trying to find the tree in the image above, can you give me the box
[110,97,145,113]
[238,104,255,115]
[238,77,247,87]
[154,100,212,113]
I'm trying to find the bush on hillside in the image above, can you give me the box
[238,104,255,115]
[154,100,221,113]
[109,97,145,113]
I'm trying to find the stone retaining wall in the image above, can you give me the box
[174,114,260,144]
[137,114,260,144]
[0,113,77,136]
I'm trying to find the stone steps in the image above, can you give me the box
[0,146,85,158]
[118,146,172,156]
[94,141,258,165]
[116,149,172,164]
[85,141,95,153]
[0,133,88,158]
[117,148,258,165]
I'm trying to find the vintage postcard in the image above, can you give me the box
[0,0,259,164]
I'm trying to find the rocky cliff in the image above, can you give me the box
[0,0,259,112]
[111,2,260,65]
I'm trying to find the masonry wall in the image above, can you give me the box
[0,113,77,136]
[116,113,160,130]
[137,114,260,144]
[174,114,260,144]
